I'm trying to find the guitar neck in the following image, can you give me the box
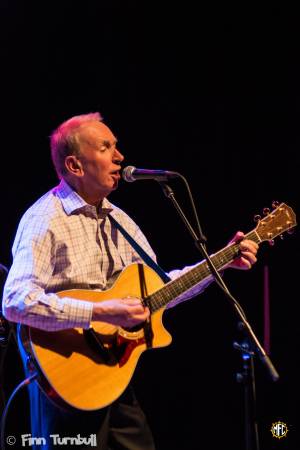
[148,230,260,312]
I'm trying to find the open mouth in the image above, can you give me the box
[110,170,120,180]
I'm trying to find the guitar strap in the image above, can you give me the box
[109,214,171,283]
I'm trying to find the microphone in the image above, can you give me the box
[122,166,179,182]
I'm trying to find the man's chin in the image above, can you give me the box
[107,179,119,194]
[112,179,119,190]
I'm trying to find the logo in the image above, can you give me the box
[270,421,288,439]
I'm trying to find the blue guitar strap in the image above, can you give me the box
[109,214,171,283]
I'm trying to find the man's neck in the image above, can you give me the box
[65,178,106,208]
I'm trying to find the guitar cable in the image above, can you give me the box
[0,372,38,450]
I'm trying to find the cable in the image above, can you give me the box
[160,175,248,320]
[176,173,207,247]
[0,373,38,450]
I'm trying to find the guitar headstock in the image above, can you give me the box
[255,203,297,243]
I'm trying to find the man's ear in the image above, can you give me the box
[65,155,83,176]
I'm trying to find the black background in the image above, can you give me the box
[0,2,299,449]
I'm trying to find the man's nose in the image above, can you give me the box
[113,147,124,163]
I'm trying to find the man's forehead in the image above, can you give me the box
[78,121,115,141]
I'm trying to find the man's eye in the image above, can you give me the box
[99,142,116,152]
[99,144,110,152]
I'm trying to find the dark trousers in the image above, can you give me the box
[28,382,156,450]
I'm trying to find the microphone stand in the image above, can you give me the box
[158,179,279,450]
[234,323,260,450]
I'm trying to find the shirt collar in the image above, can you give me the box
[54,179,114,217]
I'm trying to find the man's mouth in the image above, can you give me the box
[110,170,120,179]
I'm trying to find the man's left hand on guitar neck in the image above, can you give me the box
[225,231,259,270]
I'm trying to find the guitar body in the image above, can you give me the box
[20,263,172,411]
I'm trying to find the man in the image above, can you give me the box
[2,112,258,449]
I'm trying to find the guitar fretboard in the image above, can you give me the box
[147,230,260,312]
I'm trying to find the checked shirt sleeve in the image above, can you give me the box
[2,213,93,331]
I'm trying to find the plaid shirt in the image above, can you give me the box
[2,179,212,331]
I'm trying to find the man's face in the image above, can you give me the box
[75,120,124,198]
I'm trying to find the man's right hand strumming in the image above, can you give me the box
[92,297,150,328]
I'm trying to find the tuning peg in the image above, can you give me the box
[254,214,261,223]
[263,207,270,216]
[272,200,280,209]
[268,239,275,246]
[287,228,294,235]
[280,234,284,240]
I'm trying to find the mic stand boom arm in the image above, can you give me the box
[158,180,279,383]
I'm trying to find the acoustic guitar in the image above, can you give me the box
[19,203,296,411]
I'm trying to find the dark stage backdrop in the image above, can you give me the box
[0,3,299,449]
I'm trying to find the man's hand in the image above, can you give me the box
[226,231,258,270]
[92,297,149,327]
